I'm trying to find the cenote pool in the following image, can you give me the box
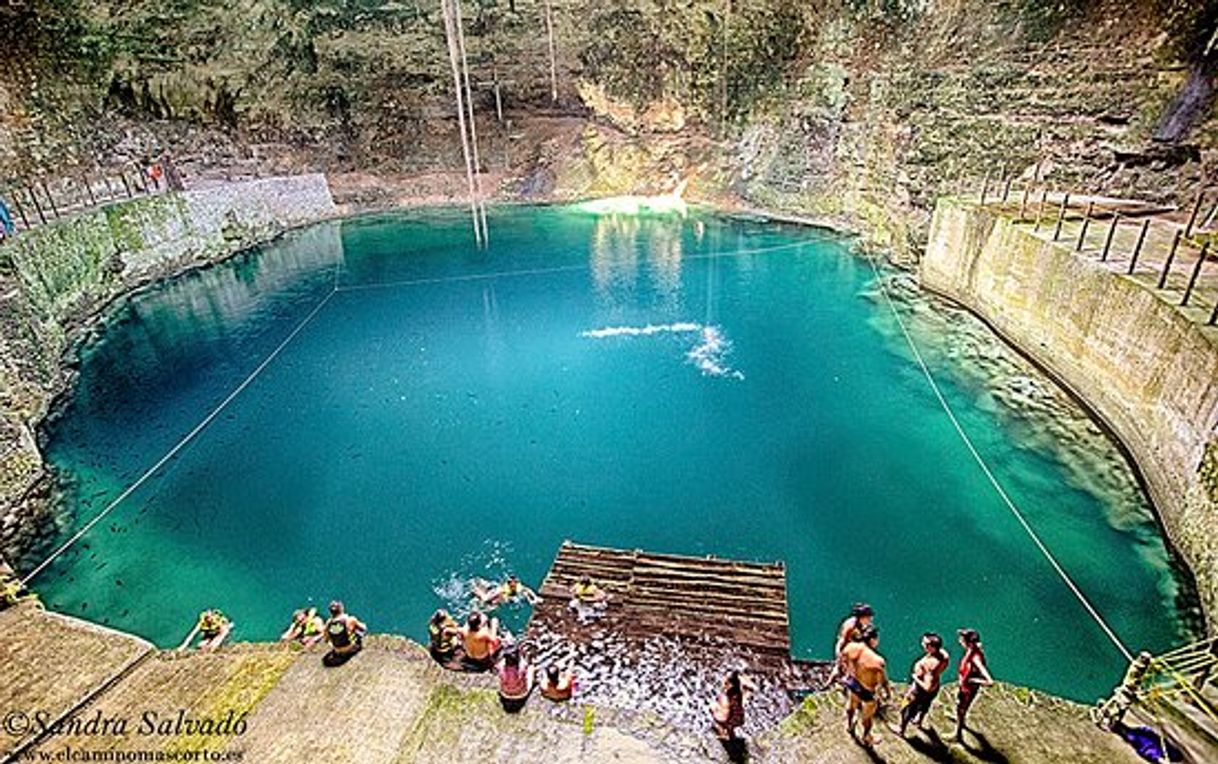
[31,205,1189,702]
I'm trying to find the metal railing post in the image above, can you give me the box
[1128,219,1149,273]
[1076,201,1094,251]
[1019,184,1030,221]
[1053,193,1071,241]
[8,187,30,229]
[1100,213,1119,261]
[1034,188,1048,232]
[1184,191,1205,239]
[25,183,46,224]
[1158,230,1183,288]
[79,173,96,206]
[1181,241,1209,307]
[40,180,59,218]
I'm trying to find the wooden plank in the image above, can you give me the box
[530,541,796,670]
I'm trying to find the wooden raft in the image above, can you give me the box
[527,541,792,661]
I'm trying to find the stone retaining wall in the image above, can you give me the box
[0,175,337,561]
[921,197,1218,627]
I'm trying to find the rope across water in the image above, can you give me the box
[20,285,340,586]
[18,235,819,585]
[866,254,1135,663]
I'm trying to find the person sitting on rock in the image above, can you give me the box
[0,563,37,610]
[539,664,577,702]
[180,609,232,652]
[428,608,462,665]
[496,647,535,713]
[459,610,502,671]
[280,607,325,647]
[324,600,367,661]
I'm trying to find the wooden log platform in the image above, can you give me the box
[527,541,815,679]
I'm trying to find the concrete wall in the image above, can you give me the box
[0,175,336,560]
[921,198,1218,627]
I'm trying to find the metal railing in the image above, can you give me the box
[0,160,177,241]
[962,171,1218,327]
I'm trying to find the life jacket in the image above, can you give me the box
[573,582,598,600]
[198,611,226,635]
[501,580,520,598]
[301,616,322,637]
[429,618,459,652]
[1,578,23,605]
[327,618,352,649]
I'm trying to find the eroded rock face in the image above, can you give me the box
[2,1,1214,258]
[0,176,337,564]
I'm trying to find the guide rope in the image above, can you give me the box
[335,237,825,293]
[20,283,340,586]
[20,235,823,585]
[866,255,1135,663]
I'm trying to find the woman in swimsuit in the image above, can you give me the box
[710,671,754,741]
[954,628,994,741]
[497,648,535,712]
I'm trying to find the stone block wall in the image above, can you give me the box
[0,174,336,562]
[921,198,1218,627]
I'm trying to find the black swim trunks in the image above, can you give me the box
[844,676,876,703]
[901,684,939,726]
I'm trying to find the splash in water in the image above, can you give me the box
[686,326,745,380]
[581,322,744,380]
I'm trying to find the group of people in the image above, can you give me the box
[831,602,993,748]
[280,601,368,665]
[427,573,606,712]
[183,585,998,749]
[183,600,368,665]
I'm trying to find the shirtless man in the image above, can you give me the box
[841,624,890,747]
[829,603,874,685]
[890,632,950,737]
[460,610,502,671]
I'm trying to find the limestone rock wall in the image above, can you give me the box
[921,198,1218,626]
[0,175,336,561]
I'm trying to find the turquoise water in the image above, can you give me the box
[31,206,1186,701]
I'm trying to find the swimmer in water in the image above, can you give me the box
[473,575,539,608]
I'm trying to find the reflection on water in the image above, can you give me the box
[590,215,686,313]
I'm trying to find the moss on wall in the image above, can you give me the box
[922,199,1218,629]
[0,175,336,562]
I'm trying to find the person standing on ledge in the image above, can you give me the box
[953,628,994,742]
[890,632,950,737]
[710,671,755,742]
[829,603,875,686]
[0,196,15,241]
[841,624,890,747]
